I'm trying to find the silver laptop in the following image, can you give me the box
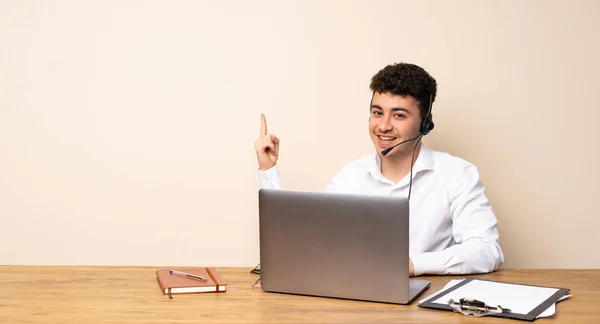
[258,189,430,304]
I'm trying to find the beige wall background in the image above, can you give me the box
[1,0,599,268]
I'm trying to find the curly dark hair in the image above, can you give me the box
[370,62,437,119]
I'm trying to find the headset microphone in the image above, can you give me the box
[380,135,422,156]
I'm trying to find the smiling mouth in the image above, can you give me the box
[378,135,397,142]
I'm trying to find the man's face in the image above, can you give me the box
[369,92,423,157]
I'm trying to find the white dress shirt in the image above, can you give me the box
[257,145,504,276]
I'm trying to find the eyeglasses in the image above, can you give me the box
[250,263,261,287]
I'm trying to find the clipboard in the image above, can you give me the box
[418,278,570,321]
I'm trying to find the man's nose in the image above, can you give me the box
[378,117,392,132]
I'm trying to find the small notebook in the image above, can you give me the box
[156,267,227,298]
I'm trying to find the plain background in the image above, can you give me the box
[1,0,599,268]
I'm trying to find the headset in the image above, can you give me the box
[420,92,435,135]
[376,90,436,157]
[371,90,435,200]
[370,91,435,136]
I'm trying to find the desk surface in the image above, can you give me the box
[0,266,598,323]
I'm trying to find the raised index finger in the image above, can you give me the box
[260,114,267,137]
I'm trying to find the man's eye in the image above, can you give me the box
[372,111,382,116]
[395,114,405,118]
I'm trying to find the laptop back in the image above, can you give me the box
[259,189,421,304]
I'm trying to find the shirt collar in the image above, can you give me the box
[365,145,435,183]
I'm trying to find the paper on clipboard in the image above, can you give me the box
[419,279,571,318]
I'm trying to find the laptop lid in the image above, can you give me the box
[258,189,429,304]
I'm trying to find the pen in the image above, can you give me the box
[169,269,207,281]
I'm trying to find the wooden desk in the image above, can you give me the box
[0,266,598,323]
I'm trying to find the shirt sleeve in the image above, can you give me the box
[257,164,285,190]
[325,175,339,192]
[411,164,504,276]
[324,166,348,193]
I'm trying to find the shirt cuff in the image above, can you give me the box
[258,164,284,189]
[410,251,448,276]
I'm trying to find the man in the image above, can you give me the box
[254,62,504,277]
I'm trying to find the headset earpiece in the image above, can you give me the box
[421,119,434,135]
[420,92,434,135]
